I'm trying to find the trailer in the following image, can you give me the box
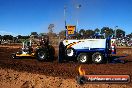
[58,37,116,64]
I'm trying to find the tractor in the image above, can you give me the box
[11,35,55,61]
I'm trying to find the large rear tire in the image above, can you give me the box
[36,49,47,61]
[92,52,103,64]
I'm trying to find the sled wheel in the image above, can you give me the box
[92,52,103,64]
[77,53,89,64]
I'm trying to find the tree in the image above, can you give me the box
[127,32,132,38]
[30,32,38,39]
[85,29,95,38]
[101,27,114,38]
[48,24,54,33]
[100,27,108,34]
[75,32,82,39]
[0,35,1,40]
[116,29,125,38]
[3,35,13,40]
[31,32,38,36]
[9,35,13,40]
[94,28,100,33]
[21,36,30,39]
[59,30,65,38]
[39,33,47,36]
[17,35,22,39]
[79,29,85,36]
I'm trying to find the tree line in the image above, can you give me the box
[0,26,132,42]
[59,27,131,39]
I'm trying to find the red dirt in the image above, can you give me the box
[0,45,132,87]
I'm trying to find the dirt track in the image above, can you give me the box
[0,45,132,87]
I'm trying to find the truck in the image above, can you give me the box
[58,37,116,64]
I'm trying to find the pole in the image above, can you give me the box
[115,26,118,38]
[76,4,81,33]
[76,19,78,33]
[64,6,67,39]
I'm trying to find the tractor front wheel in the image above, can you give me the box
[11,53,19,59]
[11,53,16,59]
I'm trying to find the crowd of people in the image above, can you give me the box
[116,36,132,47]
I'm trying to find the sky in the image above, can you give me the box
[0,0,132,36]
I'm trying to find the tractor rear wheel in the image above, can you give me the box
[36,49,47,61]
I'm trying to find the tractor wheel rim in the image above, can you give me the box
[95,55,102,62]
[80,55,87,62]
[38,52,45,59]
